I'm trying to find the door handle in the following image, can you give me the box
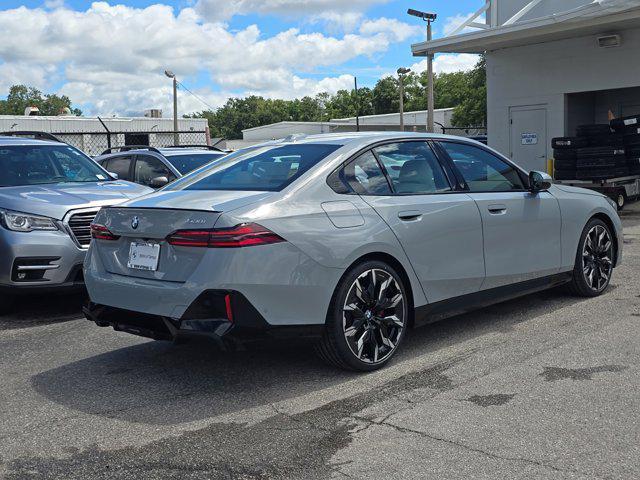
[398,210,422,221]
[487,204,507,215]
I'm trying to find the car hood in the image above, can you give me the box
[0,181,153,220]
[119,189,275,213]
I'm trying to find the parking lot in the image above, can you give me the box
[0,203,637,479]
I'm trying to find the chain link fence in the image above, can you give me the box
[51,130,209,156]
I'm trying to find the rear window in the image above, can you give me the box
[168,144,341,192]
[164,153,227,174]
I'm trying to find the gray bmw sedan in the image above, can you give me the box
[84,132,623,370]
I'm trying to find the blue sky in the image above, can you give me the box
[0,0,482,115]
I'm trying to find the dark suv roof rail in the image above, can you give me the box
[0,131,64,143]
[100,145,162,155]
[166,144,228,153]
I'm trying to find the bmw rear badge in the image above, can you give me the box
[131,216,139,229]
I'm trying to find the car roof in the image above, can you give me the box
[0,136,62,147]
[252,131,485,148]
[95,147,227,161]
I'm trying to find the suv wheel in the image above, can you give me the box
[569,219,614,297]
[316,260,408,371]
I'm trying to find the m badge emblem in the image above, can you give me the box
[131,216,139,230]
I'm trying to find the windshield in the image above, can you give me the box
[164,153,227,175]
[0,145,111,187]
[166,143,341,192]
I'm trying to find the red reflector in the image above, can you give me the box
[166,223,285,248]
[90,223,120,241]
[224,294,234,323]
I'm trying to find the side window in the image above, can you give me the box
[342,151,392,196]
[373,142,451,194]
[439,142,525,192]
[134,156,176,187]
[105,156,132,180]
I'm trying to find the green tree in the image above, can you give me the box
[372,76,399,115]
[451,56,486,127]
[0,84,82,116]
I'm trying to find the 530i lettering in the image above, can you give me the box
[84,133,623,371]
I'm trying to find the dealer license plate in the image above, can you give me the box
[127,242,160,271]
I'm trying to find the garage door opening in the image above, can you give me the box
[566,86,640,135]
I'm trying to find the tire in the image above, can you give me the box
[587,133,624,147]
[576,146,626,158]
[552,137,587,149]
[576,156,619,168]
[554,169,576,180]
[316,260,409,371]
[611,115,640,132]
[576,167,628,180]
[554,158,576,170]
[616,193,626,211]
[569,219,615,297]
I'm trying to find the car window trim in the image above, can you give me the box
[435,139,530,193]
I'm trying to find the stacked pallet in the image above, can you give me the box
[553,115,640,180]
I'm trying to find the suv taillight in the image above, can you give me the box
[90,223,120,241]
[166,223,285,248]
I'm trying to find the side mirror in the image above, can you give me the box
[529,171,552,193]
[150,176,169,188]
[108,171,119,180]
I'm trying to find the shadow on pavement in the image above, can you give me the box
[0,292,87,330]
[30,285,586,426]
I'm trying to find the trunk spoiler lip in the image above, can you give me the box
[100,206,222,214]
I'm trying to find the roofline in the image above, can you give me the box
[331,107,454,122]
[411,2,640,55]
[241,121,348,133]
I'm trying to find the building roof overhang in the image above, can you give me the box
[411,0,640,55]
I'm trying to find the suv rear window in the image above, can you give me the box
[165,153,227,174]
[170,144,341,192]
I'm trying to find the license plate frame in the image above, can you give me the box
[127,242,161,271]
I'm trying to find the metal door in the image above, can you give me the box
[509,106,547,173]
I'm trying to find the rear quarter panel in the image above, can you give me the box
[218,179,429,310]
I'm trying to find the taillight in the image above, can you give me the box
[166,223,285,248]
[90,223,120,241]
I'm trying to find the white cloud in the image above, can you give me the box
[195,0,390,22]
[410,53,480,75]
[0,2,413,115]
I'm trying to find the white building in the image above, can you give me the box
[412,0,640,172]
[235,108,459,149]
[0,115,209,155]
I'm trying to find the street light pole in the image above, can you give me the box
[397,68,411,132]
[165,70,179,145]
[407,9,437,133]
[426,20,435,134]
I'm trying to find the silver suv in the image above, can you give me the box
[94,145,229,188]
[0,135,151,309]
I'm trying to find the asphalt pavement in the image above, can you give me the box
[0,203,639,479]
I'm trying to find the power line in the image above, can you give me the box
[175,80,217,111]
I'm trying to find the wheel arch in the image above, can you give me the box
[590,212,620,266]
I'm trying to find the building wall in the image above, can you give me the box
[242,122,333,141]
[0,115,207,133]
[487,25,640,157]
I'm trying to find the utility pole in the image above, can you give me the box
[165,70,179,145]
[354,77,360,132]
[397,68,411,131]
[407,9,437,133]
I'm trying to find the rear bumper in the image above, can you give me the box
[83,290,324,346]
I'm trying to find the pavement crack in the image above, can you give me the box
[357,416,604,479]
